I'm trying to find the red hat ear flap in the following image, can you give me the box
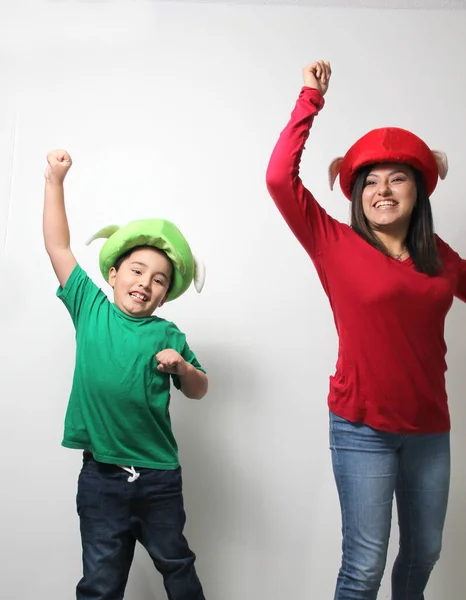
[432,150,448,181]
[329,157,344,191]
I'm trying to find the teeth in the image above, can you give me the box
[130,292,147,302]
[375,201,396,208]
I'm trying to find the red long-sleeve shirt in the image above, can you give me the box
[266,87,466,433]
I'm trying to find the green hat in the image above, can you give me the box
[86,219,205,301]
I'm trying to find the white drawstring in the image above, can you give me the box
[118,465,140,483]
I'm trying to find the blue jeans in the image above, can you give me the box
[329,412,450,600]
[76,455,205,600]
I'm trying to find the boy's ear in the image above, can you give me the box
[108,266,117,288]
[159,293,169,308]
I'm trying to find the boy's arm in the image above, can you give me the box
[43,149,77,288]
[156,349,208,400]
[178,363,208,400]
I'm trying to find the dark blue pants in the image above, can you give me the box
[76,455,205,600]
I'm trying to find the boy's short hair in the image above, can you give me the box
[113,245,174,292]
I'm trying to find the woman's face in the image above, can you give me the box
[361,163,417,231]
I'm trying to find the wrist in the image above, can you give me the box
[300,86,325,110]
[45,178,65,188]
[178,360,193,378]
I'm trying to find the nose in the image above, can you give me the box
[376,178,391,196]
[138,277,151,291]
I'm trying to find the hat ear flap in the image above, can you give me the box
[86,225,120,246]
[432,150,448,180]
[329,157,344,191]
[193,256,206,293]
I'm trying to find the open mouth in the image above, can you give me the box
[129,292,148,303]
[373,200,398,209]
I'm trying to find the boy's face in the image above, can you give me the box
[108,247,173,317]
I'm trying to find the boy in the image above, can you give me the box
[43,149,208,600]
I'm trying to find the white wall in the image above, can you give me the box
[1,1,466,598]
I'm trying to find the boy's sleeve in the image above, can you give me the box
[167,324,206,390]
[56,264,104,328]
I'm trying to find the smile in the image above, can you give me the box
[374,200,397,209]
[130,292,148,303]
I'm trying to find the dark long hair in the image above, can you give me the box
[350,165,441,276]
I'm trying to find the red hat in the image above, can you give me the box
[328,127,448,200]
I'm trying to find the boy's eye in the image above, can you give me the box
[132,269,142,275]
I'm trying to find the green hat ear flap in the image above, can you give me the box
[86,225,121,246]
[193,256,206,293]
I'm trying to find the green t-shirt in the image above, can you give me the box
[57,264,205,469]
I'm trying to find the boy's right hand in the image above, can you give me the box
[45,149,72,184]
[302,61,331,96]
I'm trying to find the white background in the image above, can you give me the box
[1,1,465,598]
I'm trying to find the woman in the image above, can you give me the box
[266,61,466,600]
